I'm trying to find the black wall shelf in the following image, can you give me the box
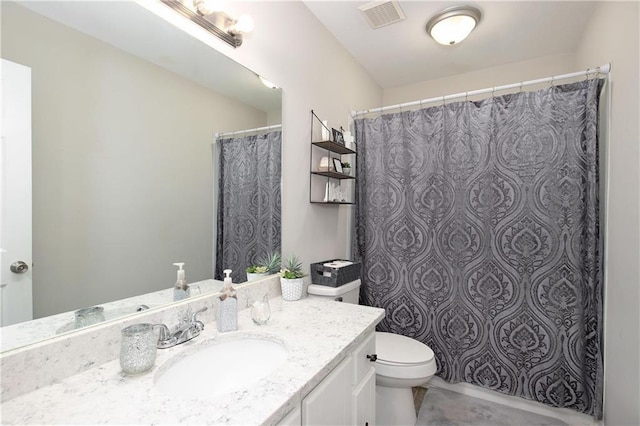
[309,110,356,205]
[311,171,356,180]
[312,141,356,155]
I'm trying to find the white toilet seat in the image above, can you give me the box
[374,332,437,381]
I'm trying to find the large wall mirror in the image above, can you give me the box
[0,1,282,352]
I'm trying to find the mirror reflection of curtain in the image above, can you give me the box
[215,130,282,283]
[354,79,604,417]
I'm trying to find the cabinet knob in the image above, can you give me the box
[366,353,377,362]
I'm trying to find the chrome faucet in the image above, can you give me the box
[154,306,208,349]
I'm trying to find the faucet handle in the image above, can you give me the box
[190,307,207,333]
[190,306,208,323]
[153,323,171,342]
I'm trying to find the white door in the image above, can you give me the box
[0,59,33,326]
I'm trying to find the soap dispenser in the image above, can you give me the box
[216,269,237,332]
[173,262,190,301]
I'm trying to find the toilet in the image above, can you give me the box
[307,280,437,426]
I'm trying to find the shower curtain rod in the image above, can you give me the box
[351,62,611,118]
[215,124,282,138]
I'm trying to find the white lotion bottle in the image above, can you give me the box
[173,262,190,301]
[216,269,238,332]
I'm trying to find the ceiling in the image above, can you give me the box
[304,1,597,89]
[16,1,597,97]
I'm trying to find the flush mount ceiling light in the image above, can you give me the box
[426,5,481,46]
[160,0,253,48]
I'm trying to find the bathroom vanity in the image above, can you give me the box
[0,283,384,425]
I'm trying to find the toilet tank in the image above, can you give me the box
[307,279,361,304]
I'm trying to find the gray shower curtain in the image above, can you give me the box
[354,79,604,417]
[215,130,281,283]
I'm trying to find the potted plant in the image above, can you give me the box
[246,252,281,282]
[279,254,307,301]
[246,265,269,281]
[341,161,352,176]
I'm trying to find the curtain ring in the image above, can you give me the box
[465,91,469,102]
[549,76,555,88]
[442,95,446,107]
[519,81,524,93]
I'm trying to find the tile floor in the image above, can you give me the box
[414,387,567,426]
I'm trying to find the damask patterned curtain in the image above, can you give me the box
[354,79,604,417]
[215,130,281,283]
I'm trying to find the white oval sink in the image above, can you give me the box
[155,338,288,398]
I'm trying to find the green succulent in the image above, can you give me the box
[341,161,351,168]
[246,265,269,274]
[280,254,306,279]
[258,251,281,274]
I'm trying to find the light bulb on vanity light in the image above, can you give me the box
[194,0,225,15]
[231,15,254,34]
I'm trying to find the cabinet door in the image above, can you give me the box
[353,332,376,385]
[302,357,352,425]
[352,367,376,426]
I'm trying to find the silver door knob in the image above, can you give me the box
[10,261,29,274]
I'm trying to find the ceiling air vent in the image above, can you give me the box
[359,0,406,29]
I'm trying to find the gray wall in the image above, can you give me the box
[2,3,268,317]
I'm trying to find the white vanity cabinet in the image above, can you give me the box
[302,355,353,425]
[278,406,302,425]
[281,330,376,426]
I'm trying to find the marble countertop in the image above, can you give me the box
[1,298,385,425]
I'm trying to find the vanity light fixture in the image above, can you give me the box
[426,5,481,46]
[160,0,253,48]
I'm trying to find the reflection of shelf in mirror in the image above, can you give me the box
[311,201,355,205]
[312,171,356,180]
[312,141,356,155]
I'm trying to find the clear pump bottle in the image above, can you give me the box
[216,269,238,332]
[173,262,190,301]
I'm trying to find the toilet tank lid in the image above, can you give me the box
[376,332,434,364]
[307,279,361,296]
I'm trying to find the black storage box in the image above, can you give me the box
[310,259,361,287]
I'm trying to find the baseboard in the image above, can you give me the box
[427,377,598,426]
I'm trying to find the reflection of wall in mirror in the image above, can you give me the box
[0,3,278,320]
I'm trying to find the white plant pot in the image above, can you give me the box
[342,167,352,176]
[280,277,304,301]
[247,272,269,282]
